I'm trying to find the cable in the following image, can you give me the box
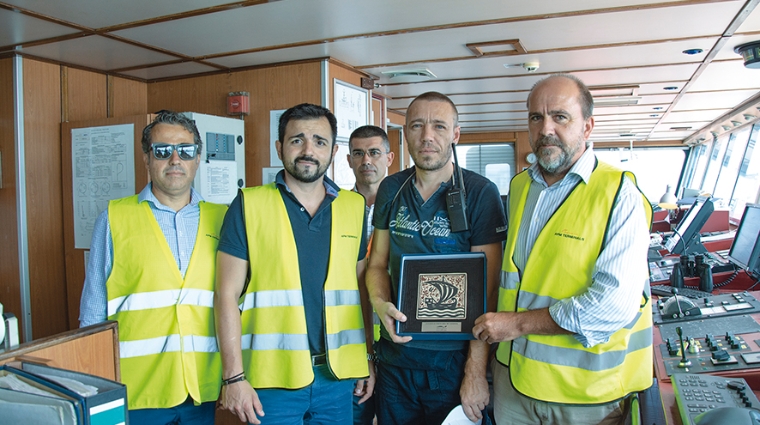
[714,269,740,288]
[668,228,687,255]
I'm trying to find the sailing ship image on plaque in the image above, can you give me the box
[416,273,467,320]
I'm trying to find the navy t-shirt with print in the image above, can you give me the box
[373,166,507,350]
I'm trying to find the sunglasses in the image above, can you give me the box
[150,143,199,160]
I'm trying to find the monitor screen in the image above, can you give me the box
[728,204,760,275]
[665,197,715,255]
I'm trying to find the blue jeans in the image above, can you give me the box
[128,396,215,425]
[254,364,354,425]
[375,338,489,425]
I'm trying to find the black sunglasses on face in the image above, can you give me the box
[150,143,199,160]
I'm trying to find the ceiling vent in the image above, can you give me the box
[381,68,437,83]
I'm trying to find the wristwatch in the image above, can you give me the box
[367,352,377,362]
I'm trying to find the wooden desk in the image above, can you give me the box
[0,321,119,381]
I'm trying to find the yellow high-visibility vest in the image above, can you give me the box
[107,196,227,409]
[239,183,368,388]
[497,161,653,404]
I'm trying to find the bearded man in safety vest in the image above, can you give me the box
[80,111,227,424]
[473,74,654,425]
[215,103,373,424]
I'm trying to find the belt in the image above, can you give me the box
[311,353,326,366]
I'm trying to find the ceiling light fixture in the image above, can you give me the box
[663,86,679,91]
[722,125,732,131]
[653,107,664,110]
[731,120,742,126]
[744,114,756,120]
[734,41,760,69]
[650,114,659,117]
[682,48,704,55]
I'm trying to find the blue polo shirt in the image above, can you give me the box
[218,171,368,355]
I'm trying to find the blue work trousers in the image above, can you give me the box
[128,396,215,425]
[375,338,487,425]
[254,364,354,425]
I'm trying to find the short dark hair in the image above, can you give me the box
[349,125,390,152]
[141,110,202,153]
[407,92,459,127]
[527,74,594,120]
[278,103,338,146]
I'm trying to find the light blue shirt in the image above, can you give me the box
[512,148,650,347]
[79,184,203,327]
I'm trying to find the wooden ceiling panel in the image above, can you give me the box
[20,35,179,70]
[0,7,79,48]
[0,0,241,29]
[1,0,758,142]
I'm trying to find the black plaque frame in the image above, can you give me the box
[396,252,486,340]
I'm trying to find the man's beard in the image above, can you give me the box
[414,142,452,171]
[534,134,581,175]
[284,154,332,183]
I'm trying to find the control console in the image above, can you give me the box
[672,373,760,425]
[654,291,760,325]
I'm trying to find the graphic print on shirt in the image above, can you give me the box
[389,205,452,239]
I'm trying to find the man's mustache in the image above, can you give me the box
[295,155,320,166]
[537,135,562,148]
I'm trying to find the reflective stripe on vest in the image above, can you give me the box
[120,335,219,358]
[239,329,366,352]
[239,289,359,311]
[497,161,653,404]
[108,288,214,316]
[107,196,226,409]
[510,319,650,371]
[240,184,368,389]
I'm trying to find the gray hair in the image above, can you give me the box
[141,110,202,153]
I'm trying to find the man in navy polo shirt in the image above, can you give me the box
[366,92,507,424]
[214,103,374,425]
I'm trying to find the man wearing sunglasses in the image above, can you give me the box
[215,103,372,424]
[80,111,227,425]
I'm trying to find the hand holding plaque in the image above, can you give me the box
[395,252,486,340]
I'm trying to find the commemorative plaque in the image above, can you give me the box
[396,252,486,340]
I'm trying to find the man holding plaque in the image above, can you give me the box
[473,74,653,425]
[366,92,506,424]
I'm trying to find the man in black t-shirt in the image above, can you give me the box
[366,92,507,425]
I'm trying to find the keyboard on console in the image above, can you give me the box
[651,285,714,299]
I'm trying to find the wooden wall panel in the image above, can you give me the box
[388,110,405,127]
[516,131,531,172]
[0,57,22,336]
[372,96,382,128]
[110,76,147,117]
[23,58,67,340]
[459,131,516,144]
[387,128,401,175]
[148,61,323,187]
[64,67,107,122]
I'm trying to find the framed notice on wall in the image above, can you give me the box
[334,79,369,141]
